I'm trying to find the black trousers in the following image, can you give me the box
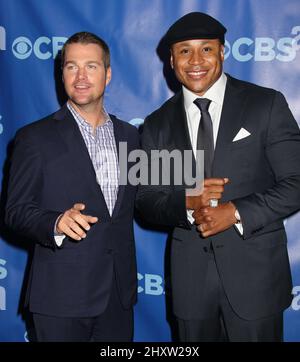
[33,272,133,342]
[177,249,283,342]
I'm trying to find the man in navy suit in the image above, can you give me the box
[5,32,139,341]
[136,13,300,341]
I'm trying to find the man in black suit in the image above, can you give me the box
[5,32,139,341]
[136,13,300,341]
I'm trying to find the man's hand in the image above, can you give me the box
[193,202,237,238]
[56,203,98,241]
[186,178,229,210]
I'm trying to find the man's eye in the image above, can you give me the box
[66,65,76,71]
[87,64,97,69]
[203,47,212,52]
[180,49,189,54]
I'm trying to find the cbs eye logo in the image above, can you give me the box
[12,36,32,59]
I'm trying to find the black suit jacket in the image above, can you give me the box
[136,75,300,320]
[5,105,139,318]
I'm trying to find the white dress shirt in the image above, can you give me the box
[183,72,227,154]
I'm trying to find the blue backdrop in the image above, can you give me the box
[0,0,299,342]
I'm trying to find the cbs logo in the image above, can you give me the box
[138,273,165,295]
[223,26,300,62]
[12,36,67,60]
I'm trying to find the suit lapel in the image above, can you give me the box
[212,75,248,176]
[53,105,111,218]
[166,92,198,188]
[110,115,126,219]
[170,92,195,160]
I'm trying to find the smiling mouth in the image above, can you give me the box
[74,84,91,92]
[186,70,208,79]
[74,83,91,87]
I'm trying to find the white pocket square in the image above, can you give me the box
[232,128,251,142]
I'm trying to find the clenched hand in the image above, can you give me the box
[193,201,237,238]
[186,178,229,210]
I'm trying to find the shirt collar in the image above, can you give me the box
[67,101,112,131]
[183,72,227,111]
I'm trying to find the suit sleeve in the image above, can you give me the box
[5,129,62,248]
[233,91,300,239]
[135,118,190,228]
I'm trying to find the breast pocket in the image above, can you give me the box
[230,136,254,150]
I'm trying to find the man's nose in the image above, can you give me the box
[76,67,87,79]
[189,51,205,65]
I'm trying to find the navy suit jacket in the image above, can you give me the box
[5,104,139,318]
[136,75,300,320]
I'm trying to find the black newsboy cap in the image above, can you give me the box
[164,12,227,46]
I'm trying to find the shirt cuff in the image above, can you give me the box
[187,209,194,224]
[234,208,244,235]
[54,214,65,247]
[54,234,66,247]
[234,222,244,235]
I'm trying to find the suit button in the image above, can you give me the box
[106,249,113,254]
[203,246,208,252]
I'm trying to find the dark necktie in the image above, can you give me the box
[194,98,214,178]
